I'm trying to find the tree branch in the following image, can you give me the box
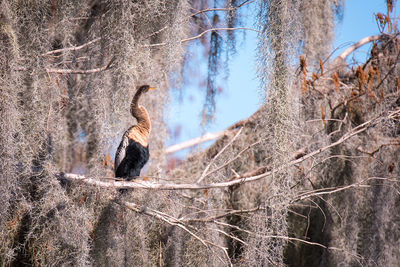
[165,109,259,154]
[46,58,113,74]
[60,109,399,191]
[146,27,260,48]
[292,177,399,202]
[42,37,101,56]
[181,27,260,42]
[165,130,229,154]
[333,35,381,64]
[119,200,233,266]
[196,128,243,184]
[189,0,255,17]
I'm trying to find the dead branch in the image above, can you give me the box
[203,140,262,179]
[357,141,400,157]
[146,27,260,48]
[292,177,399,202]
[165,108,260,154]
[119,200,233,266]
[190,7,237,17]
[196,128,243,184]
[189,0,255,17]
[180,206,265,223]
[61,109,400,191]
[165,130,228,154]
[214,220,364,261]
[181,27,260,42]
[46,58,113,74]
[61,170,273,190]
[42,37,101,56]
[120,198,354,265]
[333,35,381,64]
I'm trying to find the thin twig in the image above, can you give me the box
[46,58,113,74]
[197,128,243,184]
[181,207,264,223]
[203,140,261,179]
[215,220,364,262]
[119,200,232,266]
[189,0,255,17]
[146,27,260,48]
[42,37,101,56]
[181,27,260,42]
[292,176,399,202]
[357,141,399,157]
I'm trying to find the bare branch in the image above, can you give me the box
[61,109,400,190]
[292,177,399,202]
[165,112,261,155]
[357,141,400,157]
[42,37,101,56]
[61,170,273,190]
[46,58,113,74]
[204,140,262,178]
[181,207,265,223]
[119,200,232,266]
[189,0,255,17]
[165,130,228,154]
[196,128,243,184]
[181,27,260,42]
[146,27,260,48]
[214,220,364,261]
[333,35,381,64]
[190,7,237,17]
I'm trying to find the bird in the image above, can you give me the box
[114,85,155,180]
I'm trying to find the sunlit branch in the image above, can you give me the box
[165,130,228,154]
[61,108,400,191]
[333,35,381,63]
[165,109,262,154]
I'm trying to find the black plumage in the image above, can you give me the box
[115,135,150,180]
[115,85,155,180]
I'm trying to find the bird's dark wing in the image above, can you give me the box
[115,130,150,179]
[115,140,149,179]
[115,133,129,175]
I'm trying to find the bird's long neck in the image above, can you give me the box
[130,92,151,137]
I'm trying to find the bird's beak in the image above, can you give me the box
[149,87,156,91]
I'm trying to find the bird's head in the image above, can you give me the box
[137,85,156,94]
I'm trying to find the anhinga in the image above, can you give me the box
[114,85,155,180]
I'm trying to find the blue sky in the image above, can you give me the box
[167,1,390,157]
